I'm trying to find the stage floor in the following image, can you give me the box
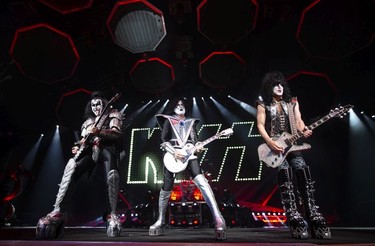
[1,226,375,246]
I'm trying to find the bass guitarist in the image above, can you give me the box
[149,97,226,240]
[36,91,124,238]
[256,71,331,239]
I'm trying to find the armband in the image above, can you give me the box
[160,142,175,155]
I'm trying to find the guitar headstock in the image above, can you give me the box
[108,92,122,105]
[218,128,234,137]
[329,104,353,118]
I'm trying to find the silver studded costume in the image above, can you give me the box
[257,97,331,239]
[36,94,124,239]
[149,100,226,240]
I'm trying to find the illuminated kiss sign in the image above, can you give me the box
[125,122,263,185]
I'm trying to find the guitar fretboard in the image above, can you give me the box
[289,114,332,143]
[198,135,218,148]
[282,104,351,146]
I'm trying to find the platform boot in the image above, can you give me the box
[295,167,331,239]
[278,168,308,239]
[35,158,77,239]
[106,169,122,237]
[149,189,172,236]
[194,174,226,240]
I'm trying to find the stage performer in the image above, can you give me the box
[36,91,124,239]
[256,70,331,239]
[149,98,226,240]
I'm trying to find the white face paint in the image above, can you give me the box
[273,84,284,96]
[91,98,103,116]
[174,100,186,116]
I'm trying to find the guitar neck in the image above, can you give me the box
[201,135,218,147]
[191,135,218,152]
[289,113,333,143]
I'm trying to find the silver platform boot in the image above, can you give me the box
[194,174,226,240]
[149,189,171,236]
[106,169,121,237]
[36,158,76,239]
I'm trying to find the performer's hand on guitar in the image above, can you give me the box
[268,140,284,154]
[300,126,312,138]
[89,126,100,135]
[195,142,204,153]
[174,149,186,161]
[77,138,86,146]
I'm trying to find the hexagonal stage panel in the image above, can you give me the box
[199,51,245,89]
[287,71,337,120]
[197,0,259,44]
[129,57,174,94]
[107,0,166,53]
[296,0,374,59]
[55,88,92,130]
[9,23,80,83]
[38,0,93,14]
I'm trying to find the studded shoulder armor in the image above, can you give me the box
[109,110,123,132]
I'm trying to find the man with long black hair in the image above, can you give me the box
[149,97,226,240]
[36,91,124,238]
[256,71,331,239]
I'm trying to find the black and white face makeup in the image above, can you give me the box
[273,84,284,97]
[91,98,103,116]
[174,100,186,116]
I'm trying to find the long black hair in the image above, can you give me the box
[165,96,191,116]
[259,71,293,105]
[83,91,109,119]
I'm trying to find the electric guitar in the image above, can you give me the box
[258,104,353,168]
[163,128,234,173]
[73,92,121,162]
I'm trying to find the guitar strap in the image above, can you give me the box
[95,111,110,131]
[89,111,110,163]
[287,99,297,135]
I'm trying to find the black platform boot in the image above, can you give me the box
[278,168,308,239]
[295,167,331,239]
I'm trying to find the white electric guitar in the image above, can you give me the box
[163,128,234,173]
[258,104,353,168]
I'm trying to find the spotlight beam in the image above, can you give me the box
[229,95,257,118]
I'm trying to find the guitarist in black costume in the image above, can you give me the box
[256,71,331,239]
[36,91,124,239]
[149,97,226,240]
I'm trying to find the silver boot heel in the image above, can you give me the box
[194,174,227,240]
[149,189,171,236]
[214,215,227,240]
[106,213,121,237]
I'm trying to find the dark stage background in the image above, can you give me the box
[0,0,374,229]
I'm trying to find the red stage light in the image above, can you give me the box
[170,187,182,201]
[193,188,204,201]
